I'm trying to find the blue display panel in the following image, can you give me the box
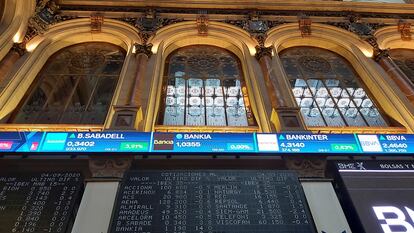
[256,133,360,153]
[0,132,151,153]
[151,132,256,153]
[357,134,414,154]
[0,131,414,155]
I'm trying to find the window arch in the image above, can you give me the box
[10,42,125,124]
[279,46,388,127]
[157,45,256,127]
[389,49,414,84]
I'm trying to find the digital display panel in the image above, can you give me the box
[0,131,414,155]
[336,161,414,233]
[0,172,83,233]
[110,170,315,233]
[151,133,256,153]
[256,133,359,153]
[357,134,414,154]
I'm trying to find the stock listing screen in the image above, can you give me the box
[110,170,315,233]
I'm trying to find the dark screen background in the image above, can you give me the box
[337,164,414,233]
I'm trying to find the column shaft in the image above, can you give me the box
[128,53,148,106]
[378,56,414,104]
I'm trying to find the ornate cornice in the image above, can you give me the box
[326,15,385,40]
[121,10,184,44]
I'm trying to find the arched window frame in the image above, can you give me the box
[279,46,389,128]
[264,23,411,133]
[156,45,257,129]
[146,22,270,133]
[9,42,126,125]
[0,18,141,131]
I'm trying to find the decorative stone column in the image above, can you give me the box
[111,43,153,130]
[255,45,305,131]
[71,157,132,233]
[375,49,414,105]
[0,43,26,89]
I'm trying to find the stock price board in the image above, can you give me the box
[0,172,83,233]
[110,170,315,233]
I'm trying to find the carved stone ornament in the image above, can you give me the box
[365,36,390,61]
[197,15,209,36]
[91,15,104,33]
[25,0,61,42]
[255,45,273,60]
[284,158,326,178]
[299,17,312,37]
[89,157,132,178]
[134,43,153,58]
[121,10,184,44]
[11,43,27,57]
[398,20,412,41]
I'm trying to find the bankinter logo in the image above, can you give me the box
[153,133,174,150]
[373,206,414,233]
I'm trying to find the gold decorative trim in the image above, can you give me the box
[0,124,103,132]
[307,126,406,134]
[154,125,258,133]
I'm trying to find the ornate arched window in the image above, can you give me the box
[10,42,125,124]
[280,47,387,127]
[389,49,414,83]
[158,45,256,127]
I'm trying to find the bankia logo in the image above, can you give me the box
[373,206,414,233]
[153,133,174,150]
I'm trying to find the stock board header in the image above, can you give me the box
[0,131,413,155]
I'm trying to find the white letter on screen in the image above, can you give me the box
[373,206,414,233]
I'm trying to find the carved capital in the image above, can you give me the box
[398,20,412,41]
[285,158,326,178]
[11,43,27,56]
[365,36,389,61]
[91,15,104,33]
[255,45,273,60]
[89,157,132,178]
[374,48,390,62]
[134,43,153,58]
[197,15,209,36]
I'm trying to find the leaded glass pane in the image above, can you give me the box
[11,43,125,124]
[280,47,387,127]
[389,49,414,84]
[159,45,256,127]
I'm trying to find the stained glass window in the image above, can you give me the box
[11,42,125,124]
[158,45,256,127]
[279,47,387,127]
[389,49,414,84]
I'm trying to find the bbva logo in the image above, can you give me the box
[373,206,414,233]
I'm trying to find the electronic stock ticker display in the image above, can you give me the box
[110,170,315,233]
[0,131,414,155]
[0,172,83,233]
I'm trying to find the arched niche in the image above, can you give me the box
[0,18,141,129]
[145,21,271,132]
[265,23,414,133]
